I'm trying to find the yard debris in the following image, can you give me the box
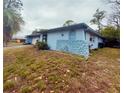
[66,69,70,73]
[64,74,67,77]
[50,90,54,93]
[62,80,64,82]
[14,77,17,81]
[39,76,42,79]
[82,73,86,77]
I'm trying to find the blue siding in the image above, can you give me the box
[47,31,69,50]
[26,37,32,44]
[56,40,89,58]
[56,30,89,58]
[69,31,76,40]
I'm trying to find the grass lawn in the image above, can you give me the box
[3,46,120,93]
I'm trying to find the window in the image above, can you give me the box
[90,37,92,41]
[90,35,95,42]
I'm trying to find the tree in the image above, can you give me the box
[90,9,106,32]
[107,0,120,29]
[63,20,75,26]
[110,0,120,29]
[3,0,24,46]
[32,29,48,35]
[101,26,120,47]
[32,29,39,34]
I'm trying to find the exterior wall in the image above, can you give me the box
[56,40,89,58]
[69,30,76,40]
[85,32,91,48]
[47,31,69,50]
[38,29,102,50]
[76,29,85,40]
[39,34,43,41]
[54,29,89,57]
[25,37,32,44]
[32,37,40,45]
[85,32,99,49]
[32,28,103,57]
[90,36,98,49]
[85,32,90,43]
[46,29,85,50]
[98,37,103,43]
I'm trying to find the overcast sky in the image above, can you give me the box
[14,0,112,38]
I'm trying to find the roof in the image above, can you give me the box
[38,23,87,33]
[26,33,40,37]
[26,23,103,38]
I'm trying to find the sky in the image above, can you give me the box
[14,0,112,38]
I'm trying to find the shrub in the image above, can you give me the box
[4,80,16,90]
[98,43,104,48]
[35,41,50,50]
[20,86,32,93]
[101,26,120,47]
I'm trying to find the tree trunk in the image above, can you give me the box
[3,26,12,47]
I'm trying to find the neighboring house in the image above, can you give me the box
[26,23,104,57]
[12,38,26,43]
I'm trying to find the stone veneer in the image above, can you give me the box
[56,40,89,58]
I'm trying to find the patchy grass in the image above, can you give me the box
[4,80,16,91]
[20,86,32,93]
[36,80,46,91]
[4,46,120,93]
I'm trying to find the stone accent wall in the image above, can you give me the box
[56,40,89,58]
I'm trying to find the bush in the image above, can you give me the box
[35,41,50,50]
[101,26,120,47]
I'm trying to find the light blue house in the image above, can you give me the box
[26,34,40,44]
[26,23,104,57]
